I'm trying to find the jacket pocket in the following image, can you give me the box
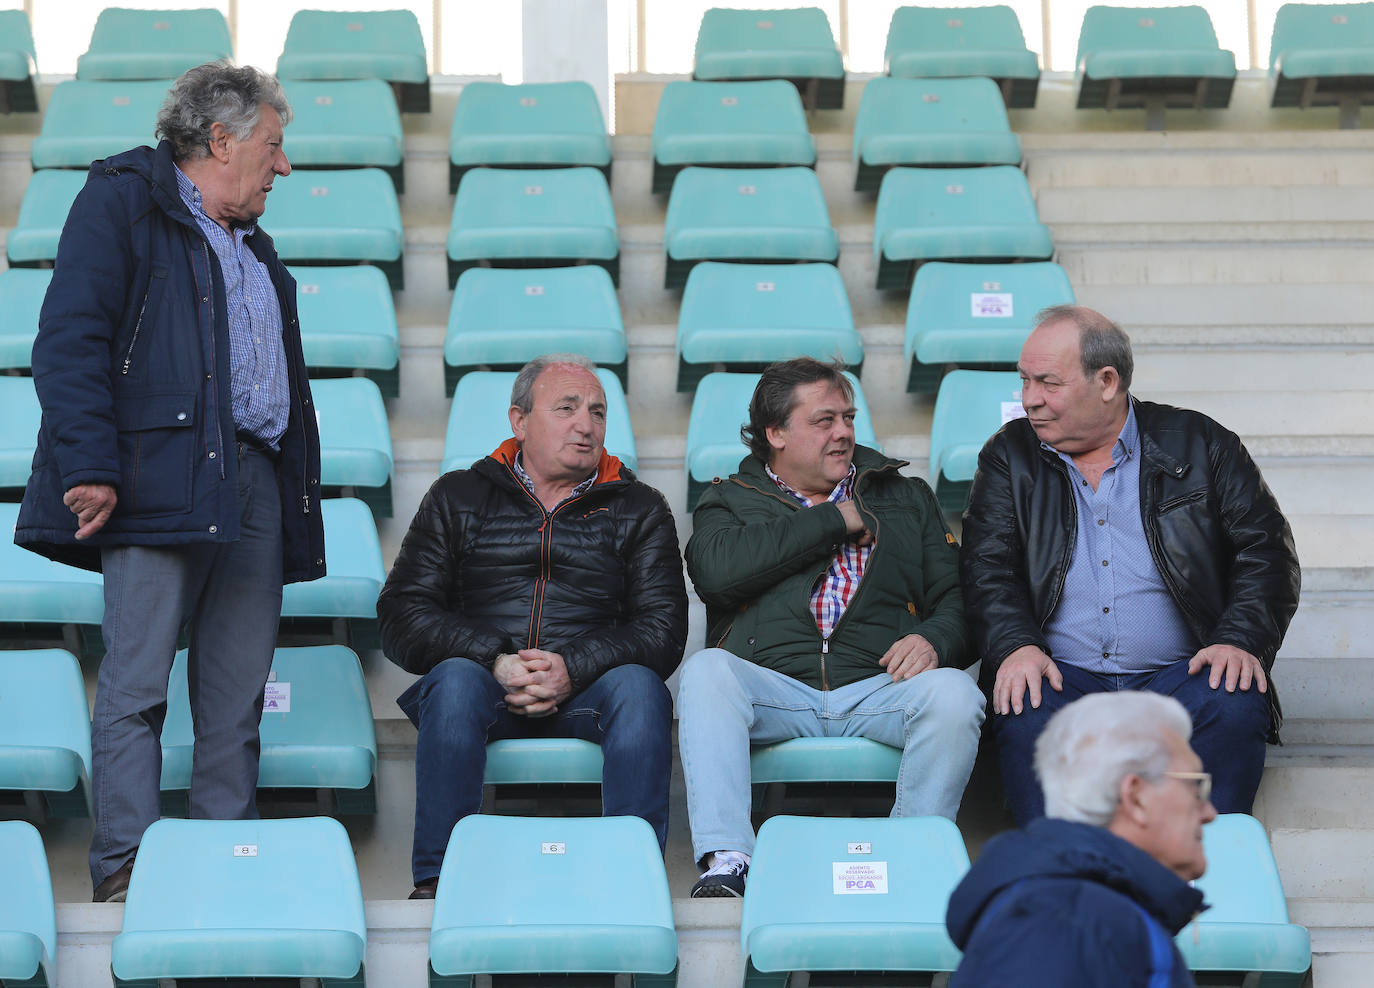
[114,391,196,516]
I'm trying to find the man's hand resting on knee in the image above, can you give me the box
[1188,644,1267,694]
[993,645,1063,716]
[494,649,573,717]
[879,634,938,681]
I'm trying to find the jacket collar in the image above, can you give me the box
[735,443,907,489]
[487,436,627,488]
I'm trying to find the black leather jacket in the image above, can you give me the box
[961,398,1300,740]
[378,439,688,693]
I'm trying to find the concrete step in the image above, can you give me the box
[1027,149,1374,190]
[1039,185,1374,227]
[1062,245,1374,286]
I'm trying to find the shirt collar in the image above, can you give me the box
[766,462,856,507]
[511,450,597,501]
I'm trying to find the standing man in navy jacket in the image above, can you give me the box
[15,62,325,902]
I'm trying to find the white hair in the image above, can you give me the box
[1034,692,1194,826]
[510,353,599,413]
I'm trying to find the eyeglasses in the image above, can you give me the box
[1161,771,1212,804]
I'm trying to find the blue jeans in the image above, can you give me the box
[992,657,1271,825]
[676,648,986,865]
[399,657,673,884]
[91,444,282,886]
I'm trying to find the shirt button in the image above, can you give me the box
[1102,651,1110,659]
[1103,606,1110,614]
[209,524,218,533]
[1102,560,1109,566]
[253,384,260,391]
[1097,519,1106,526]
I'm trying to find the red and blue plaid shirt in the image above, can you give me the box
[767,464,871,640]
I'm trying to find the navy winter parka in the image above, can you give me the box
[15,141,325,584]
[946,817,1205,987]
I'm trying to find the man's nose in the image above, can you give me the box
[276,151,291,176]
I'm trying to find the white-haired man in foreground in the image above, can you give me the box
[946,692,1216,987]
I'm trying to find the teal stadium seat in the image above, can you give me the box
[663,166,837,290]
[483,738,604,786]
[930,369,1023,512]
[853,77,1022,192]
[0,9,38,113]
[0,650,93,821]
[741,815,969,986]
[0,503,105,653]
[873,165,1053,291]
[442,368,636,474]
[291,265,400,398]
[1177,814,1312,986]
[1270,2,1374,125]
[281,80,405,191]
[651,79,815,193]
[7,170,87,267]
[905,260,1074,393]
[160,645,378,817]
[0,268,49,371]
[111,817,367,987]
[0,822,56,988]
[279,498,385,649]
[445,266,627,396]
[261,168,404,290]
[676,262,863,392]
[686,371,876,510]
[1075,5,1236,123]
[31,79,165,170]
[0,375,40,494]
[313,377,394,518]
[693,6,845,109]
[76,7,232,81]
[884,5,1040,108]
[277,9,430,113]
[749,737,900,817]
[449,81,611,193]
[428,815,678,987]
[447,166,618,289]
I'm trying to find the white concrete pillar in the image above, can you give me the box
[521,0,611,124]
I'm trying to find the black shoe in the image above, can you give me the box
[93,858,135,903]
[690,859,748,898]
[409,878,438,900]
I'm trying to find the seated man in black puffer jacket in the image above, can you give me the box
[377,354,688,899]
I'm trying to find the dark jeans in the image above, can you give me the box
[992,657,1271,825]
[91,444,282,886]
[399,656,673,884]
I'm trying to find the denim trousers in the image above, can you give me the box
[991,657,1272,825]
[399,656,673,884]
[675,647,986,865]
[91,444,282,886]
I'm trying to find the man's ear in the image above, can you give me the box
[508,405,526,443]
[765,424,787,452]
[207,122,232,163]
[1117,772,1151,827]
[1098,366,1121,403]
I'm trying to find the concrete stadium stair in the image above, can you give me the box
[1,70,1370,985]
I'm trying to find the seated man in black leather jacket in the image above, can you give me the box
[961,305,1300,824]
[378,354,688,898]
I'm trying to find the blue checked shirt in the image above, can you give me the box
[175,166,290,446]
[767,463,870,641]
[1043,404,1198,674]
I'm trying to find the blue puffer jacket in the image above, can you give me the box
[946,817,1205,987]
[15,141,325,584]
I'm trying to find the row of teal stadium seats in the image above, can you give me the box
[6,156,1052,297]
[4,4,1373,124]
[0,808,1312,986]
[0,7,429,114]
[2,259,1072,508]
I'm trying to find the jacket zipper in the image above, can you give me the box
[201,241,227,480]
[120,292,150,375]
[814,462,886,688]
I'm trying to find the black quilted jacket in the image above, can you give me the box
[378,439,688,692]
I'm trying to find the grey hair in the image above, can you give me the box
[510,353,600,413]
[1034,692,1193,826]
[1035,304,1134,391]
[156,61,292,162]
[741,357,854,464]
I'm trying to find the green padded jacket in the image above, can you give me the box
[685,444,971,689]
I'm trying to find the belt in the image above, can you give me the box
[235,431,281,461]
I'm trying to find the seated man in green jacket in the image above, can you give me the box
[679,357,985,897]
